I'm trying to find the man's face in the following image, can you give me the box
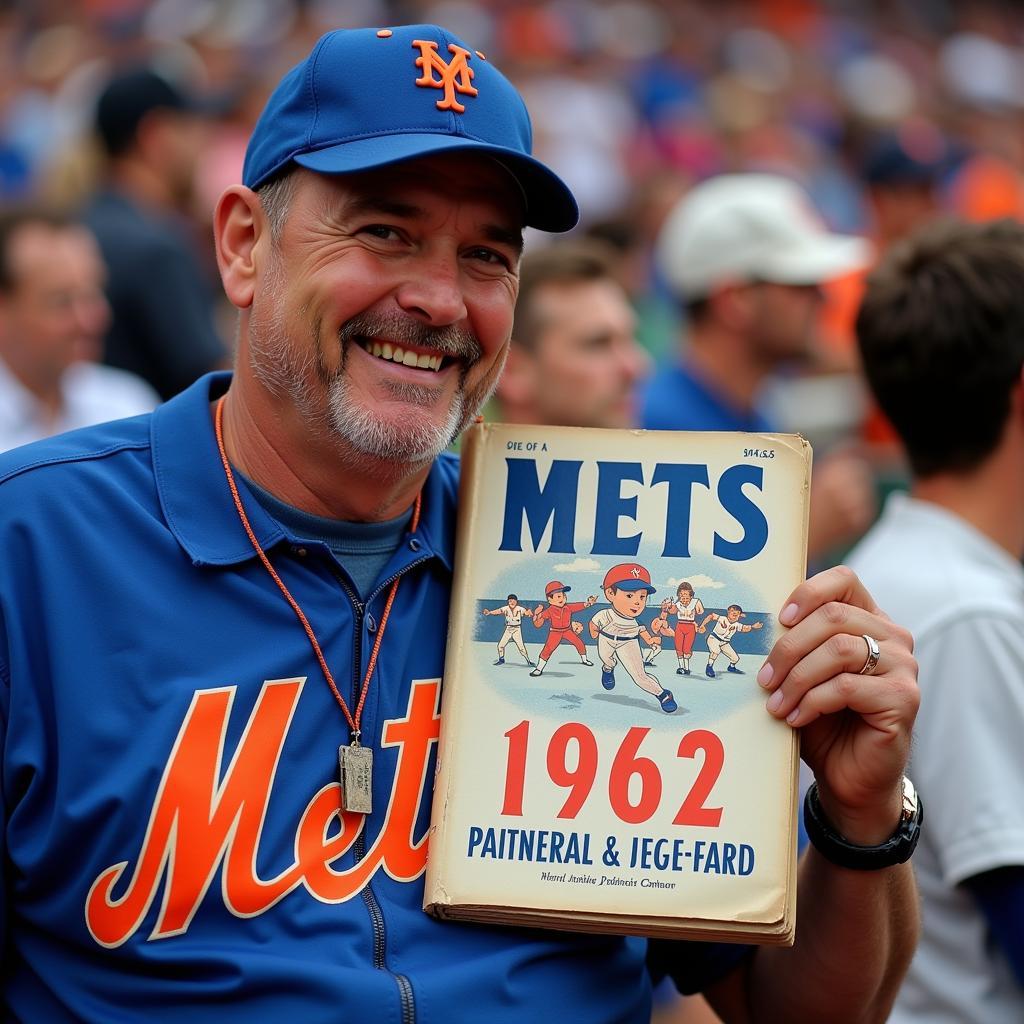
[548,590,567,607]
[607,586,648,618]
[747,281,823,366]
[726,607,742,623]
[508,597,518,609]
[511,277,649,429]
[677,589,693,607]
[0,223,110,380]
[246,154,523,466]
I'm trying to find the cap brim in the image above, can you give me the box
[757,235,872,286]
[613,582,657,593]
[294,133,579,232]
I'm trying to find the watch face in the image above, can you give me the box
[901,776,919,822]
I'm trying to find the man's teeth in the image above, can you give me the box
[364,340,443,371]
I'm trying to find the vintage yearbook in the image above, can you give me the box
[424,422,811,944]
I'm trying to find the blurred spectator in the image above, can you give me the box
[0,207,157,452]
[818,128,950,457]
[497,240,649,429]
[850,217,1024,1022]
[82,65,228,400]
[643,173,876,562]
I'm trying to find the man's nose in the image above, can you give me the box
[395,255,468,326]
[617,336,651,384]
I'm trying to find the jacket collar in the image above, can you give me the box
[151,372,455,572]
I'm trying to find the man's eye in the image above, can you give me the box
[360,224,401,240]
[467,247,510,268]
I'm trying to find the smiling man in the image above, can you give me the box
[0,24,922,1024]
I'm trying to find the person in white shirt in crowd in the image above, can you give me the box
[849,217,1024,1023]
[0,208,158,452]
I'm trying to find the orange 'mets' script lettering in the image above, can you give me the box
[412,39,478,112]
[85,678,441,947]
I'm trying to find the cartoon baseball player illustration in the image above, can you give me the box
[530,581,597,677]
[481,594,534,666]
[661,581,706,675]
[589,563,677,714]
[641,602,674,667]
[699,604,764,678]
[479,598,532,667]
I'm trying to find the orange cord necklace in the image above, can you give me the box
[213,396,422,812]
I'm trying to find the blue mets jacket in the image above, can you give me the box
[0,374,747,1022]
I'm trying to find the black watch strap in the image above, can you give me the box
[803,778,923,871]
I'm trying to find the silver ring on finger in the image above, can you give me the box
[859,634,881,675]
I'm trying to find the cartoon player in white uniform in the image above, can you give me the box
[589,563,677,714]
[481,593,534,666]
[699,604,763,678]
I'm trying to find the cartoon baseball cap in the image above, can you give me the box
[242,24,578,232]
[656,174,870,300]
[602,564,657,593]
[545,580,571,597]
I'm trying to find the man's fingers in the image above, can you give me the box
[763,633,917,725]
[772,670,919,732]
[778,565,882,628]
[760,600,912,692]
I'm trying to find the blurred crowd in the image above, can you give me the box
[5,0,1024,481]
[3,0,1024,442]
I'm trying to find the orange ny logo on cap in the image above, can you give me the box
[412,39,479,112]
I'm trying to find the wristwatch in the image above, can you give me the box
[803,777,923,870]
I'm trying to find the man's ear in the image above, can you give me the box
[214,185,267,310]
[497,342,539,408]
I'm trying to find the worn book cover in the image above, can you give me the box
[424,423,810,943]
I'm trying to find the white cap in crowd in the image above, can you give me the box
[656,173,871,300]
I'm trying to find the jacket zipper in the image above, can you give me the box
[330,557,429,1024]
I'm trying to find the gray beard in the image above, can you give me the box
[248,289,501,468]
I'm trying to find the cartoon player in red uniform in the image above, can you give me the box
[589,563,677,714]
[530,581,597,677]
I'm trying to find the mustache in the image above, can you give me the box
[338,312,483,364]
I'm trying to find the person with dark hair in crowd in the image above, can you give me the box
[643,174,879,563]
[496,238,649,428]
[1,24,920,1024]
[82,67,228,400]
[0,206,157,451]
[850,217,1024,1023]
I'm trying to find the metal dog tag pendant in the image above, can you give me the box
[339,743,373,814]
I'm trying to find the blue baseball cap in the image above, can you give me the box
[242,24,579,232]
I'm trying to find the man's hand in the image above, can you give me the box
[757,565,919,844]
[571,620,584,636]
